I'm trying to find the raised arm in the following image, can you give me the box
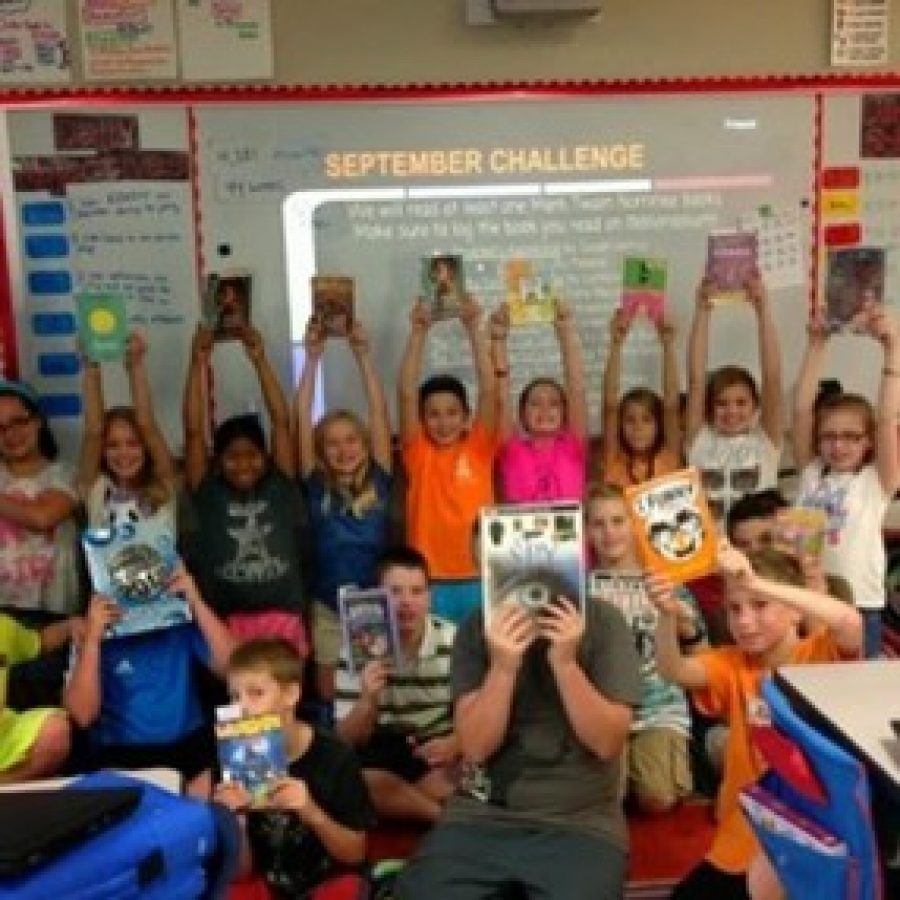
[182,325,214,492]
[658,318,683,458]
[601,310,629,462]
[868,306,900,494]
[349,320,392,473]
[76,359,104,497]
[685,279,714,447]
[295,320,326,479]
[489,304,513,442]
[792,315,829,471]
[170,566,236,676]
[241,326,295,478]
[555,302,588,442]
[397,300,431,442]
[460,296,497,433]
[749,275,784,449]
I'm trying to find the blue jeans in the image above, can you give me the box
[863,608,883,659]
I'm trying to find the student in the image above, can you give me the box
[398,296,497,624]
[586,482,704,814]
[335,546,457,824]
[0,381,79,614]
[214,639,372,900]
[64,566,235,797]
[77,332,177,531]
[648,539,862,900]
[792,305,900,658]
[296,317,392,702]
[685,274,783,524]
[0,612,76,783]
[183,324,306,653]
[601,309,682,488]
[490,300,589,503]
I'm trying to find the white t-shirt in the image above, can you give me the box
[86,473,176,534]
[796,460,889,610]
[688,424,781,523]
[0,460,79,613]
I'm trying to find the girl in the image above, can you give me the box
[586,482,705,814]
[183,324,306,655]
[0,381,79,613]
[297,317,392,701]
[685,273,783,524]
[792,304,900,658]
[77,332,176,531]
[601,309,682,488]
[490,300,588,503]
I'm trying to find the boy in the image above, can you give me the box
[64,566,234,797]
[397,294,497,623]
[214,639,371,899]
[0,612,76,782]
[335,546,457,823]
[648,539,862,900]
[398,592,642,900]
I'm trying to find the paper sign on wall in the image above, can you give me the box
[0,0,71,84]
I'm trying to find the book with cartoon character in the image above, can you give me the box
[505,258,558,326]
[480,502,584,625]
[421,253,465,321]
[216,704,287,804]
[773,507,827,559]
[82,520,191,639]
[76,293,128,362]
[621,256,667,324]
[311,275,354,337]
[625,468,717,584]
[338,586,401,675]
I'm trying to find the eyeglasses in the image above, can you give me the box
[819,431,867,445]
[0,414,34,436]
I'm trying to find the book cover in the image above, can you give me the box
[421,253,465,321]
[588,570,648,618]
[338,586,401,675]
[311,275,355,338]
[773,507,827,559]
[202,271,252,340]
[621,256,667,324]
[480,501,585,625]
[705,231,758,304]
[215,707,287,804]
[505,258,558,326]
[82,520,191,640]
[76,293,128,362]
[824,247,885,332]
[625,468,717,584]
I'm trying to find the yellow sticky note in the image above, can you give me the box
[821,190,860,218]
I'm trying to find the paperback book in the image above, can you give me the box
[338,586,401,675]
[505,258,558,326]
[824,247,885,333]
[311,275,355,337]
[202,271,252,339]
[621,256,667,324]
[588,570,647,619]
[421,253,465,321]
[773,507,827,559]
[216,705,287,804]
[82,520,190,640]
[76,293,128,362]
[705,231,758,304]
[480,502,584,625]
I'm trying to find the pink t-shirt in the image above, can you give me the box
[498,430,587,503]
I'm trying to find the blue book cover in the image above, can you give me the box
[216,710,287,804]
[338,586,401,675]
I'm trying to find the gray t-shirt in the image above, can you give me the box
[445,600,641,850]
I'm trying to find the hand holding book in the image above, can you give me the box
[538,598,584,669]
[486,603,537,675]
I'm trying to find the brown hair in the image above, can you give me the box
[746,547,805,589]
[705,366,760,421]
[102,407,171,512]
[587,481,625,505]
[618,388,666,480]
[518,378,568,430]
[227,638,304,686]
[313,409,379,517]
[814,393,876,464]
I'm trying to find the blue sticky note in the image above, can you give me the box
[32,312,76,336]
[28,271,72,295]
[39,394,82,418]
[38,352,80,377]
[24,235,70,259]
[21,202,66,227]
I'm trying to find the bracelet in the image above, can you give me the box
[884,367,900,378]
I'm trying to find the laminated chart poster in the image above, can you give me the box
[79,0,177,81]
[0,0,71,84]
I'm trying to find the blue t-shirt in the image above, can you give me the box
[303,463,392,610]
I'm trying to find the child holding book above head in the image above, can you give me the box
[214,639,372,900]
[77,332,177,531]
[792,304,900,659]
[489,300,589,503]
[601,309,683,489]
[398,295,497,624]
[648,539,862,900]
[335,546,458,824]
[685,273,783,524]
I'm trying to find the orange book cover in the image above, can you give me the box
[625,467,717,584]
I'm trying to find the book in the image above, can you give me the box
[621,255,667,324]
[311,275,354,337]
[773,507,827,559]
[824,247,885,333]
[215,705,287,804]
[202,271,252,340]
[421,253,465,321]
[505,258,558,326]
[82,520,190,640]
[480,502,585,625]
[705,231,758,304]
[338,586,401,675]
[76,293,128,362]
[625,468,717,584]
[588,571,647,617]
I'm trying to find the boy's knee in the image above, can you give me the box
[35,713,71,760]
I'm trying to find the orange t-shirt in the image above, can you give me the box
[692,629,848,874]
[402,421,495,579]
[601,447,681,490]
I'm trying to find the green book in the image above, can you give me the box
[77,293,128,362]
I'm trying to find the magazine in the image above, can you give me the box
[824,247,885,333]
[480,502,585,625]
[82,520,190,640]
[705,231,758,304]
[216,705,287,804]
[621,256,667,324]
[202,270,252,340]
[625,468,717,584]
[505,258,558,326]
[421,253,465,321]
[773,507,827,559]
[311,275,354,337]
[338,586,401,675]
[588,570,647,616]
[76,293,127,362]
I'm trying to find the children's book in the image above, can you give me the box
[625,468,717,584]
[621,256,667,324]
[215,704,287,804]
[824,247,885,333]
[76,293,127,362]
[480,502,584,625]
[505,258,558,326]
[311,275,355,337]
[421,253,465,321]
[705,231,758,304]
[773,507,827,559]
[338,586,401,675]
[202,270,252,340]
[82,520,190,640]
[588,570,647,615]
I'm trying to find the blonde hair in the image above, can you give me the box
[587,481,625,505]
[313,410,379,517]
[746,547,805,588]
[227,638,304,686]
